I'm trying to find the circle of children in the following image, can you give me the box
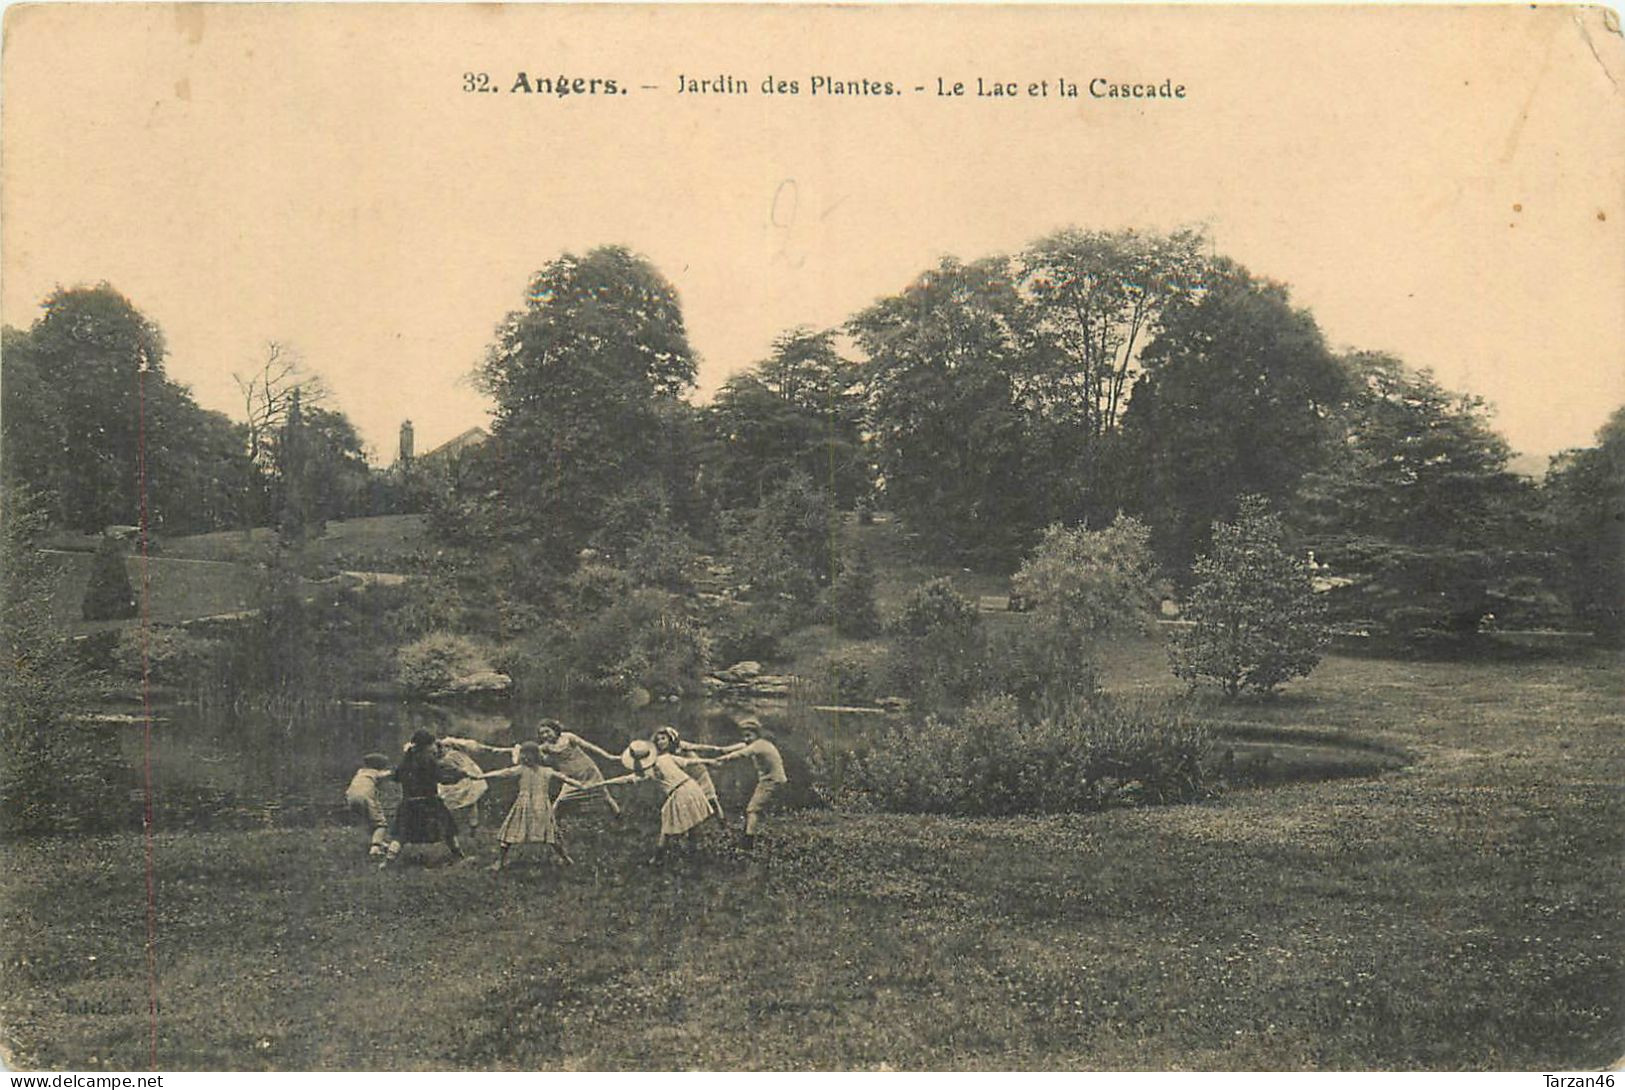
[344,715,787,870]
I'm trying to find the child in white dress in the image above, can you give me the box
[478,741,583,871]
[598,733,721,864]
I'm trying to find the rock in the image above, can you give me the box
[430,670,512,698]
[704,668,802,700]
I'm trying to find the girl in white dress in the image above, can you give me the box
[478,741,583,871]
[597,734,720,864]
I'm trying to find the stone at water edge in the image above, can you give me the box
[429,670,512,698]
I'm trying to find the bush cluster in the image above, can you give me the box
[888,577,980,639]
[811,645,882,705]
[501,588,710,701]
[835,694,1211,816]
[396,631,491,697]
[704,601,790,666]
[113,627,225,688]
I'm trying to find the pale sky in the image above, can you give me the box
[4,4,1622,464]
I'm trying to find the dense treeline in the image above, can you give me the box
[457,235,1616,645]
[3,232,1619,646]
[1,285,373,538]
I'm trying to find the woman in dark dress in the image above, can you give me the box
[380,729,471,867]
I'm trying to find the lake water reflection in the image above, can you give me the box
[122,697,818,831]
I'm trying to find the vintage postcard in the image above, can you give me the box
[1,2,1621,1075]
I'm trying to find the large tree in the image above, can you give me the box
[475,246,699,567]
[1121,259,1349,572]
[1016,229,1208,529]
[1541,407,1623,641]
[1019,226,1206,441]
[1294,353,1553,639]
[848,256,1042,566]
[1,285,254,535]
[2,286,163,531]
[705,327,867,510]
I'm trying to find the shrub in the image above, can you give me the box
[1011,516,1159,644]
[388,574,468,639]
[1171,496,1330,696]
[837,694,1210,816]
[877,625,993,716]
[888,577,980,639]
[504,589,710,700]
[812,645,882,705]
[397,632,490,697]
[561,563,635,616]
[984,624,1101,720]
[81,534,138,621]
[113,627,224,687]
[826,545,882,638]
[705,601,789,666]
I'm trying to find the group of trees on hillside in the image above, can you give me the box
[1,285,372,539]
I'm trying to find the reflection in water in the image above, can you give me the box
[118,698,821,830]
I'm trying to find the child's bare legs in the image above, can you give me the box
[379,839,402,868]
[602,788,622,818]
[552,842,573,866]
[741,781,778,851]
[368,824,389,856]
[489,843,510,871]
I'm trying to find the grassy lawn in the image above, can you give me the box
[43,514,433,633]
[2,642,1620,1070]
[160,515,431,573]
[46,553,267,633]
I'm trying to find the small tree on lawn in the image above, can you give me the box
[82,534,138,621]
[827,544,882,638]
[1008,515,1160,708]
[1172,496,1329,697]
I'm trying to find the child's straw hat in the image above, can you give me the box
[621,738,656,773]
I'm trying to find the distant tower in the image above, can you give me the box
[399,419,415,465]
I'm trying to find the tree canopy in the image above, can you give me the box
[705,327,868,510]
[848,256,1042,566]
[1,285,255,535]
[476,246,700,566]
[1542,406,1624,641]
[1294,353,1555,639]
[1122,259,1348,572]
